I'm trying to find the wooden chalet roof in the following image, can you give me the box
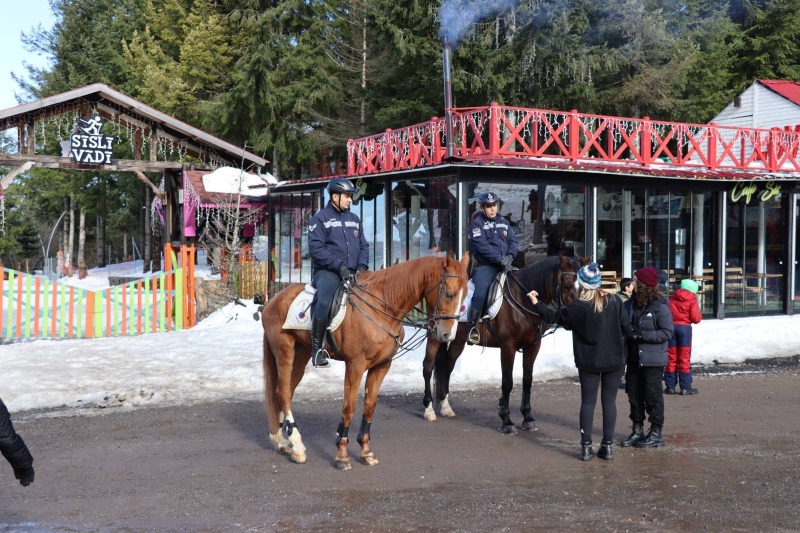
[0,83,267,171]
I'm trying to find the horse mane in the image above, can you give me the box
[358,256,444,308]
[512,255,563,303]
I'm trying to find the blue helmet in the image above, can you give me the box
[478,191,500,207]
[327,178,355,195]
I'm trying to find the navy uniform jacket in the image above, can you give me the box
[469,212,519,266]
[308,202,369,272]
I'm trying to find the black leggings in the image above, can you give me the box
[578,367,625,444]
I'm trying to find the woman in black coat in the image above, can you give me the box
[529,262,632,461]
[620,266,674,449]
[0,397,35,486]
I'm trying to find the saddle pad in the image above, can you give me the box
[282,284,347,331]
[459,272,506,322]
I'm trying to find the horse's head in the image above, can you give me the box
[556,255,591,306]
[423,254,468,342]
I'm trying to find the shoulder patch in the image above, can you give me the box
[472,227,482,237]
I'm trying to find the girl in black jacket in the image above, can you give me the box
[0,397,34,486]
[529,262,632,461]
[620,266,674,449]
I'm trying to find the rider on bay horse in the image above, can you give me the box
[307,178,370,368]
[466,191,519,345]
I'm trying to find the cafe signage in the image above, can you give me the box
[730,181,781,204]
[70,114,115,165]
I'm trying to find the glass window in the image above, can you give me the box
[349,178,385,270]
[271,191,319,288]
[391,177,457,264]
[725,182,787,314]
[612,189,714,312]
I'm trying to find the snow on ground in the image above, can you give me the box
[2,262,800,415]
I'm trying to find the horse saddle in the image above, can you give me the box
[282,284,348,331]
[459,271,507,322]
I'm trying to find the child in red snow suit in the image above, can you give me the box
[665,279,702,395]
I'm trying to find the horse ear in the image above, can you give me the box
[460,251,471,270]
[581,255,593,266]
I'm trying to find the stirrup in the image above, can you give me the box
[312,348,331,368]
[467,326,480,345]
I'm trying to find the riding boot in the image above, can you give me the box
[598,440,614,460]
[633,424,665,448]
[620,423,645,447]
[580,441,594,461]
[466,307,481,345]
[310,317,330,368]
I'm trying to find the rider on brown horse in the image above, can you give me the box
[466,191,519,345]
[307,178,370,368]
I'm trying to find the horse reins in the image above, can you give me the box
[340,269,463,359]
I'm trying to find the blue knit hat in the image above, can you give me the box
[576,262,602,290]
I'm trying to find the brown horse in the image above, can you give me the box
[260,254,468,469]
[422,255,587,434]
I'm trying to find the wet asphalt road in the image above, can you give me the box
[1,357,799,532]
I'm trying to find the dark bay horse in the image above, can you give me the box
[260,254,468,469]
[422,254,587,434]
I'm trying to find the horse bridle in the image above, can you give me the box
[420,270,464,330]
[345,266,463,336]
[504,264,578,317]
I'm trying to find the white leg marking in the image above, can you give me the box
[423,403,437,421]
[440,394,456,417]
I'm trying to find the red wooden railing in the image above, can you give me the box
[347,102,800,176]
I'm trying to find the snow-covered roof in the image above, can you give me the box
[201,166,276,197]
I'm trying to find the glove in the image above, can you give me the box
[14,467,34,487]
[500,255,514,271]
[356,265,368,273]
[338,263,354,282]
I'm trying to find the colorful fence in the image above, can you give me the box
[1,267,186,341]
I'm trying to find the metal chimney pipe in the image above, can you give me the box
[442,36,455,159]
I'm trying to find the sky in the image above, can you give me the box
[2,260,800,416]
[0,0,56,110]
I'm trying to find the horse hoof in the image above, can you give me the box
[521,421,538,431]
[500,425,519,435]
[290,451,307,464]
[361,454,380,466]
[423,405,437,421]
[334,459,352,471]
[440,406,456,418]
[276,444,291,455]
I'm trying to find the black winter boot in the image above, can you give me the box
[634,425,665,448]
[620,424,645,447]
[466,307,481,345]
[598,440,614,460]
[580,442,594,461]
[310,317,330,368]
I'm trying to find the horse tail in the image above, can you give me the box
[262,331,280,436]
[433,342,451,403]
